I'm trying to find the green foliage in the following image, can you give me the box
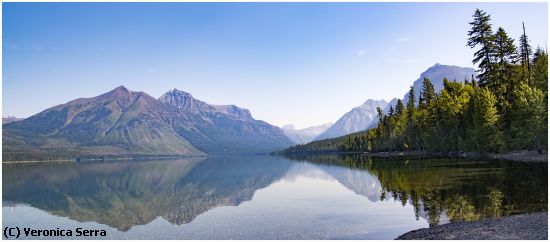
[282,9,546,156]
[467,9,495,86]
[509,83,547,153]
[532,48,548,93]
[433,80,474,151]
[405,86,420,151]
[471,87,503,152]
[491,27,519,123]
[420,77,437,108]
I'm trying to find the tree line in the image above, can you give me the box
[340,9,547,154]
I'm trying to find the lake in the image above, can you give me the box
[2,155,547,239]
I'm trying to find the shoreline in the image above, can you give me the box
[1,155,207,164]
[366,150,548,162]
[283,149,548,163]
[4,149,547,163]
[396,212,548,240]
[1,152,280,163]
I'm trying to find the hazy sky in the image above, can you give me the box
[3,2,548,128]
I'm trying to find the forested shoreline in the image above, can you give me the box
[284,9,547,156]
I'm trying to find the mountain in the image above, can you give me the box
[158,89,292,154]
[3,86,292,160]
[3,86,205,158]
[2,116,23,124]
[282,123,333,144]
[314,99,388,141]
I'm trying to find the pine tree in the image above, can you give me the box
[396,99,405,116]
[420,78,439,150]
[519,22,532,85]
[492,27,518,133]
[421,78,437,107]
[386,106,394,151]
[532,48,548,93]
[468,9,495,86]
[393,99,407,150]
[405,86,418,150]
[494,28,518,65]
[376,106,384,124]
[492,27,518,94]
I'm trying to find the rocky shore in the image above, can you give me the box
[396,212,548,240]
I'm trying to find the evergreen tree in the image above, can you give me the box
[421,78,437,107]
[386,106,395,151]
[519,22,532,84]
[419,78,439,150]
[532,48,548,93]
[393,99,407,150]
[494,28,518,66]
[492,27,518,131]
[405,86,419,150]
[406,86,416,117]
[376,106,384,124]
[395,99,405,116]
[492,27,518,94]
[468,9,495,86]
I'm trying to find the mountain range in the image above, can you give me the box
[3,86,293,160]
[316,64,476,139]
[282,123,333,144]
[2,64,477,160]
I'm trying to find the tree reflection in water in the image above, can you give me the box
[286,154,547,226]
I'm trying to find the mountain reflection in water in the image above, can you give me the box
[2,155,547,239]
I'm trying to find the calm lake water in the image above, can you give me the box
[3,155,547,239]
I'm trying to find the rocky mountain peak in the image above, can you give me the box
[213,105,253,121]
[159,89,255,121]
[362,99,388,109]
[159,89,211,112]
[110,85,132,95]
[98,85,135,102]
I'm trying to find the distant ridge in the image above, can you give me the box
[2,115,23,124]
[282,122,333,144]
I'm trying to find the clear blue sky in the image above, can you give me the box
[3,2,547,128]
